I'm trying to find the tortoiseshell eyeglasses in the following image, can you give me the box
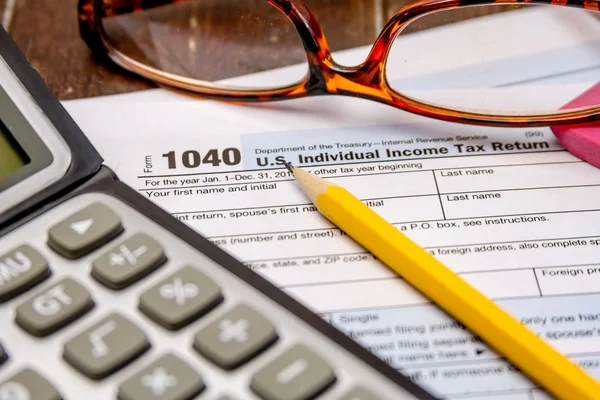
[79,0,600,127]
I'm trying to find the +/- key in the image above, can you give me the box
[92,233,166,290]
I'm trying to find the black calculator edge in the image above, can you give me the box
[83,175,440,400]
[0,26,104,229]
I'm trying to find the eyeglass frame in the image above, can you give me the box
[78,0,600,127]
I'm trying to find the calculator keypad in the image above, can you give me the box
[0,245,50,302]
[0,194,421,399]
[193,304,278,370]
[118,353,205,400]
[0,368,61,400]
[139,265,223,330]
[15,278,94,337]
[63,313,150,380]
[250,345,336,400]
[48,202,123,259]
[91,233,166,290]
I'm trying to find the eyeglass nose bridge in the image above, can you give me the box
[287,0,452,103]
[281,0,394,100]
[287,0,477,101]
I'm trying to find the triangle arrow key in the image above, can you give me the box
[48,203,123,259]
[71,219,94,236]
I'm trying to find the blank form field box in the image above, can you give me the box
[331,170,437,199]
[285,279,428,313]
[262,254,396,288]
[373,195,444,223]
[460,270,540,299]
[442,186,600,219]
[535,266,600,295]
[435,162,600,194]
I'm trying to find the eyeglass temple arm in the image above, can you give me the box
[98,0,191,17]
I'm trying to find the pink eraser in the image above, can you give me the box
[551,82,600,169]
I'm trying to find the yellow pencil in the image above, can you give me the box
[284,162,600,400]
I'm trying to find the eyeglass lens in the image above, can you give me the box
[387,4,600,115]
[101,0,309,89]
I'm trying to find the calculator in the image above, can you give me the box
[0,27,436,400]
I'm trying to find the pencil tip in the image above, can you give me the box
[290,165,330,203]
[283,161,294,173]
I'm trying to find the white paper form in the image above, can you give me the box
[64,94,600,399]
[63,7,600,399]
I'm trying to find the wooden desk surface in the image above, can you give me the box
[1,0,415,101]
[3,0,154,100]
[1,0,490,101]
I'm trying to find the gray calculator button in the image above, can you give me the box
[118,353,204,400]
[0,245,50,302]
[251,345,336,400]
[193,304,278,369]
[139,265,222,330]
[92,233,166,289]
[48,202,123,259]
[338,387,381,400]
[16,278,94,336]
[0,342,6,366]
[63,313,150,380]
[0,368,61,400]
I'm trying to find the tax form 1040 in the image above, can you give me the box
[65,6,600,400]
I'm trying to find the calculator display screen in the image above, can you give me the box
[0,126,29,180]
[0,82,55,195]
[0,50,71,216]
